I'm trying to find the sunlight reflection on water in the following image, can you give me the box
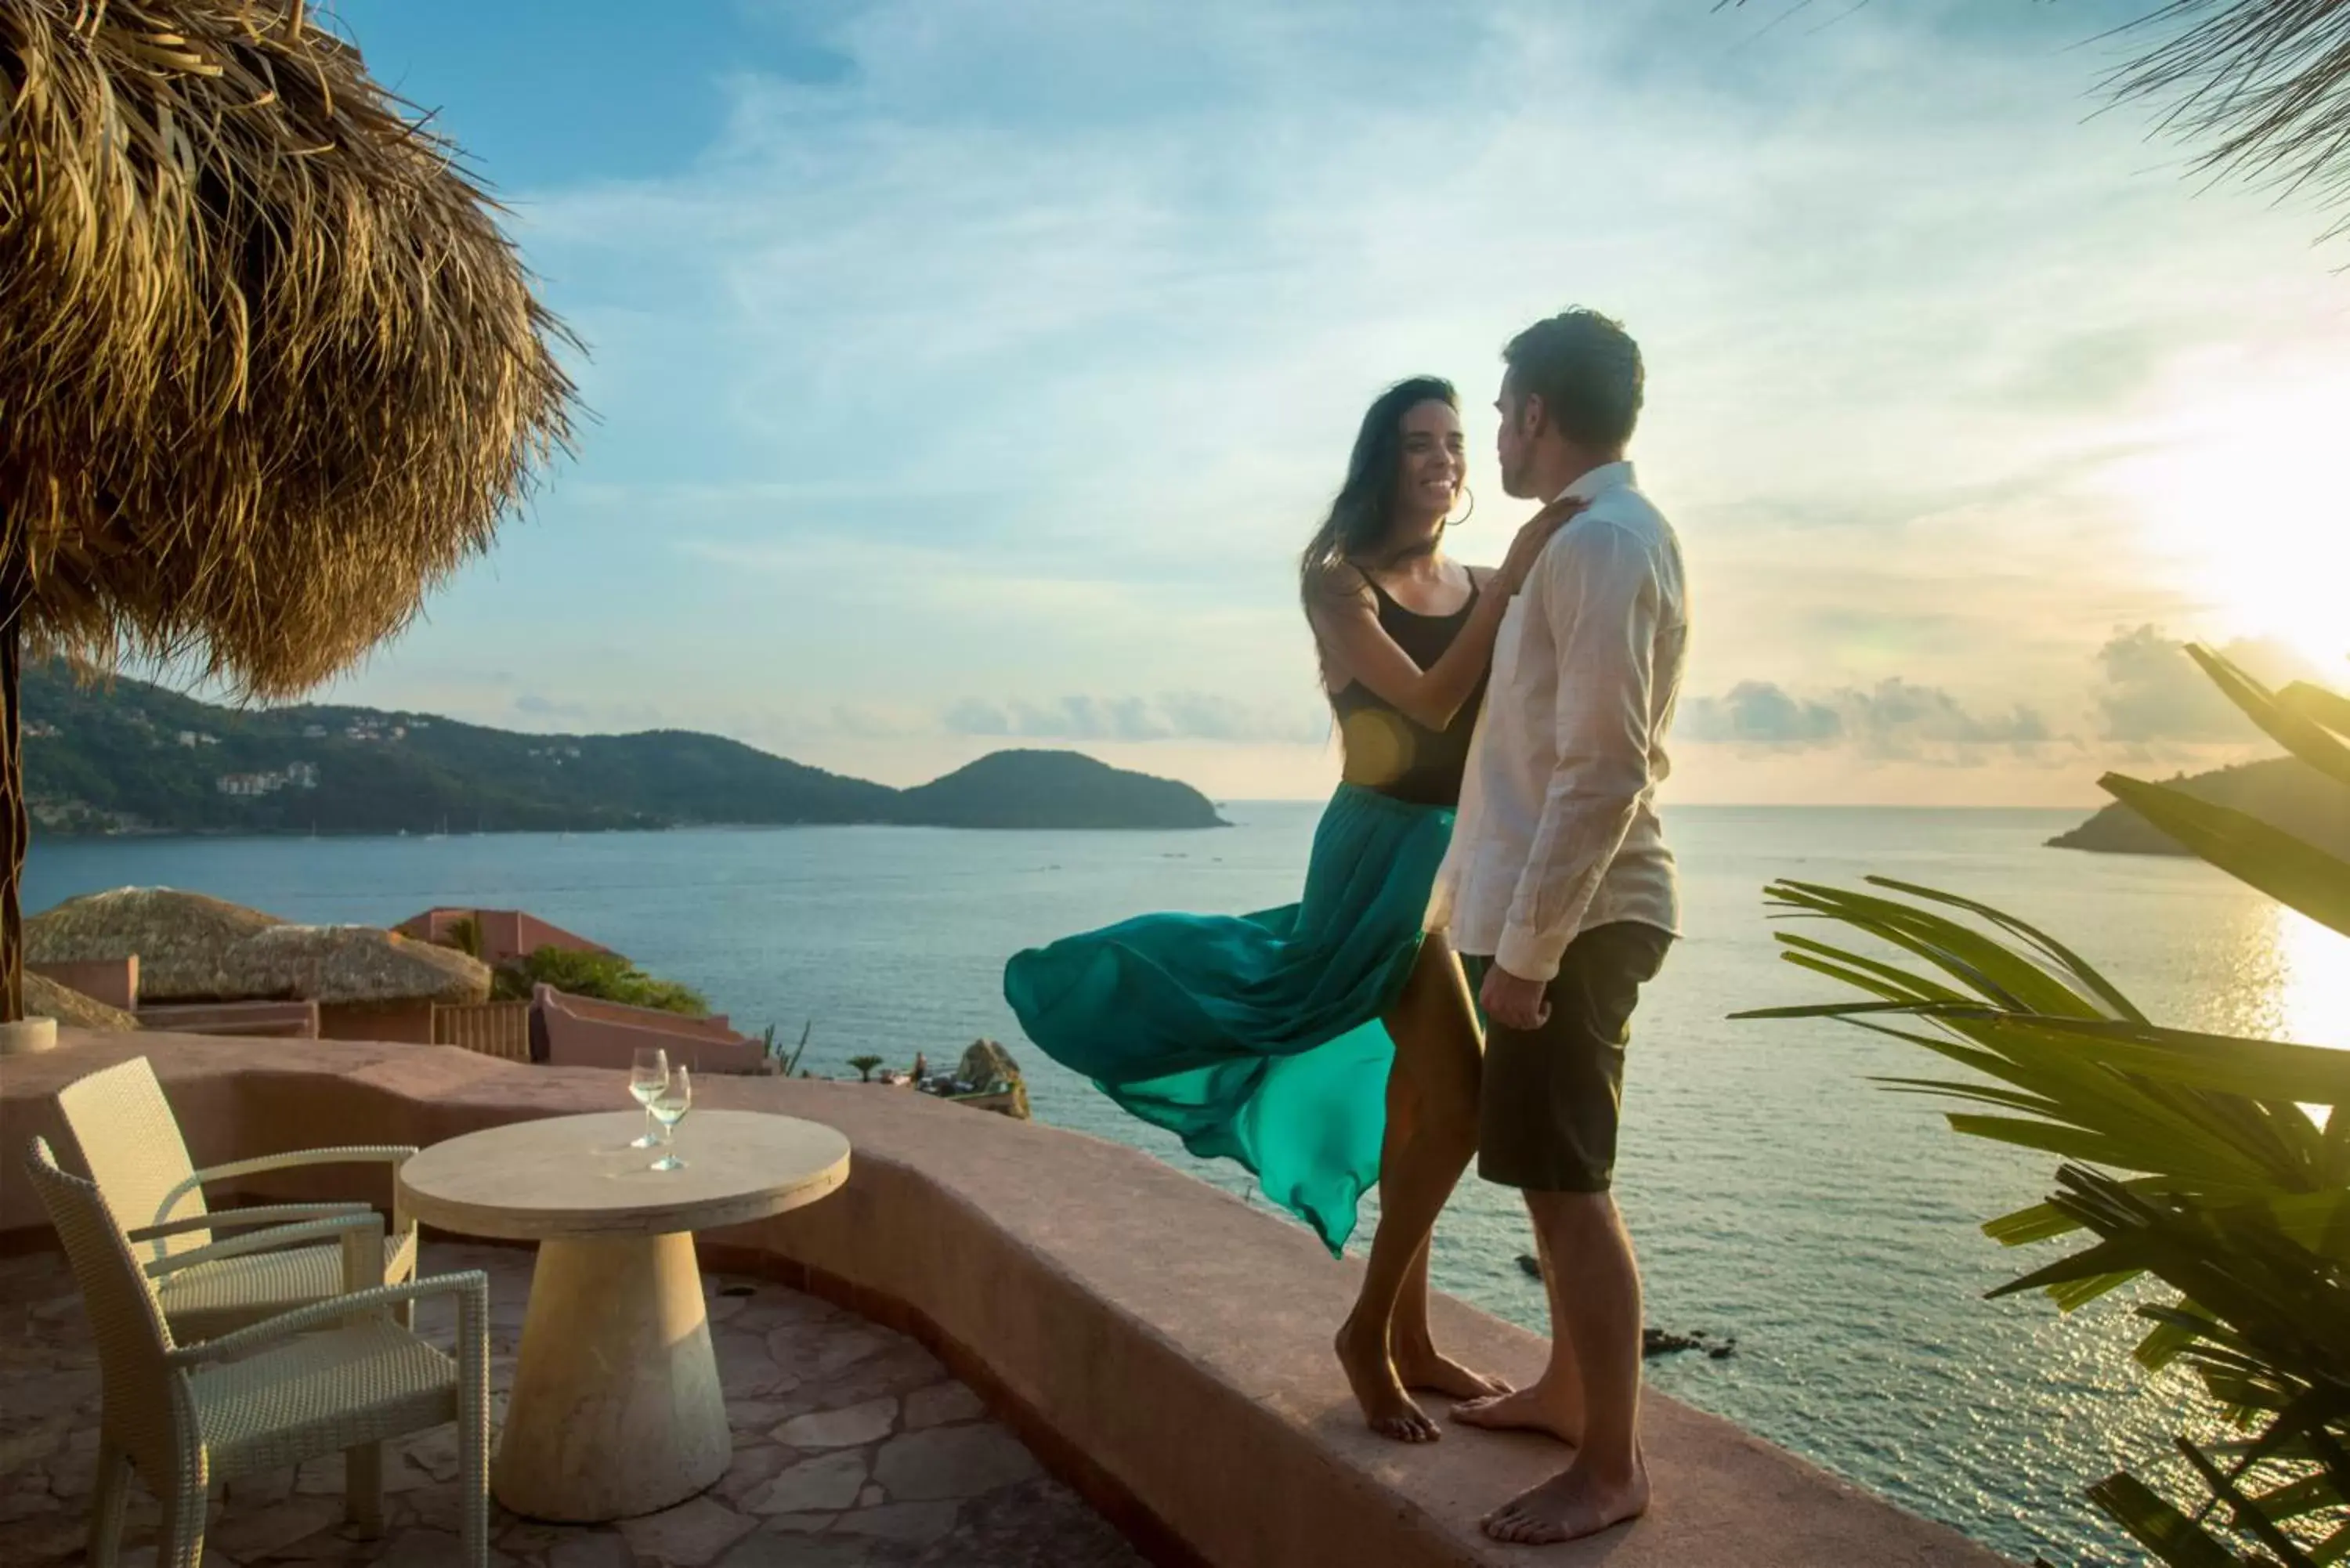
[2278,907,2350,1052]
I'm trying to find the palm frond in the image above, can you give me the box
[2102,2,2350,243]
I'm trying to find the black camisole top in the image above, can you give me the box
[1328,573,1488,809]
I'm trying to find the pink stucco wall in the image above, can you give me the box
[134,999,319,1038]
[28,957,139,1012]
[533,985,768,1075]
[396,908,614,966]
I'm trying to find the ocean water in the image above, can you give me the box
[24,806,2347,1566]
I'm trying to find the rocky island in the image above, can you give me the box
[23,663,1227,836]
[2048,755,2349,858]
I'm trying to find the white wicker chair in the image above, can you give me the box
[55,1057,420,1339]
[24,1136,490,1568]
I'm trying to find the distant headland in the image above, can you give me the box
[2048,755,2349,858]
[21,663,1227,836]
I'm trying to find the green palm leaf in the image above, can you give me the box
[2100,775,2350,939]
[2280,681,2350,742]
[2187,647,2350,791]
[2084,1472,2249,1568]
[1744,863,2347,1565]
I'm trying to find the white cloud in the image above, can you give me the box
[943,692,1325,746]
[2094,626,2324,743]
[1677,678,2051,759]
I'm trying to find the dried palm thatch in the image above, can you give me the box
[0,1,580,1020]
[24,969,137,1029]
[26,884,281,998]
[24,885,491,1003]
[214,923,490,1006]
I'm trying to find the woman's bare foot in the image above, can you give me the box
[1394,1338,1510,1401]
[1481,1454,1650,1545]
[1336,1319,1441,1443]
[1449,1381,1581,1445]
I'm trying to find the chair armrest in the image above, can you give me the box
[166,1270,490,1367]
[145,1211,385,1279]
[129,1203,374,1243]
[166,1147,418,1216]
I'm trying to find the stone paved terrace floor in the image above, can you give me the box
[0,1241,1147,1568]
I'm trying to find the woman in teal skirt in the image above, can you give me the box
[1004,378,1579,1441]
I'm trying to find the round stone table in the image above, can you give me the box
[397,1110,850,1522]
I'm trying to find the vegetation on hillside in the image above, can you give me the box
[1743,649,2348,1566]
[20,663,1224,835]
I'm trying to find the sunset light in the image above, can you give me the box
[2102,359,2350,674]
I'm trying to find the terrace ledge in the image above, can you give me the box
[0,1031,2010,1568]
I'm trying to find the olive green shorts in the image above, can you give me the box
[1463,922,1674,1193]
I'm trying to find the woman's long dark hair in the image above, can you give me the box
[1298,376,1459,612]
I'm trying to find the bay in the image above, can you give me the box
[25,804,2346,1566]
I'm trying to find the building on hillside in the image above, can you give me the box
[396,907,617,967]
[215,764,316,796]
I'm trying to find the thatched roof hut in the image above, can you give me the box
[0,2,578,1021]
[26,887,283,1000]
[215,924,490,1007]
[24,971,138,1031]
[25,885,490,1006]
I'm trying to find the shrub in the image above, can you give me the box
[490,946,707,1016]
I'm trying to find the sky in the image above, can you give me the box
[309,0,2350,804]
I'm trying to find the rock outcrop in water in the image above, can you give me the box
[910,1038,1031,1120]
[2048,756,2348,858]
[1515,1255,1738,1359]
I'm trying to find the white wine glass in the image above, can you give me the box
[628,1048,669,1149]
[649,1064,692,1172]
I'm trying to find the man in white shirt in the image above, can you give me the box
[1426,309,1687,1545]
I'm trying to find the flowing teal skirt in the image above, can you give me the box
[1003,783,1455,1255]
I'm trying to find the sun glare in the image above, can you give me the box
[2098,365,2350,675]
[2280,906,2350,1053]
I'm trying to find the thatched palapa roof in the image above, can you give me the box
[1,2,579,1023]
[26,886,281,999]
[24,970,138,1031]
[26,885,490,1004]
[218,923,489,1006]
[2,0,579,692]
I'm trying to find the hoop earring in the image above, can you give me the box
[1447,486,1476,528]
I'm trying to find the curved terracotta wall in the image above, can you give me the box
[0,1033,2009,1568]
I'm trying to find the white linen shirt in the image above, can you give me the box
[1426,461,1686,980]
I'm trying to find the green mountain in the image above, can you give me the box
[898,750,1226,830]
[21,663,1227,836]
[2048,755,2350,858]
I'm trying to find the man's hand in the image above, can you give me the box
[1480,964,1551,1032]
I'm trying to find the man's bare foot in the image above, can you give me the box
[1449,1382,1581,1445]
[1394,1338,1511,1401]
[1481,1454,1650,1545]
[1336,1319,1440,1443]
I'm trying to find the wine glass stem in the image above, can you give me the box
[645,1104,656,1144]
